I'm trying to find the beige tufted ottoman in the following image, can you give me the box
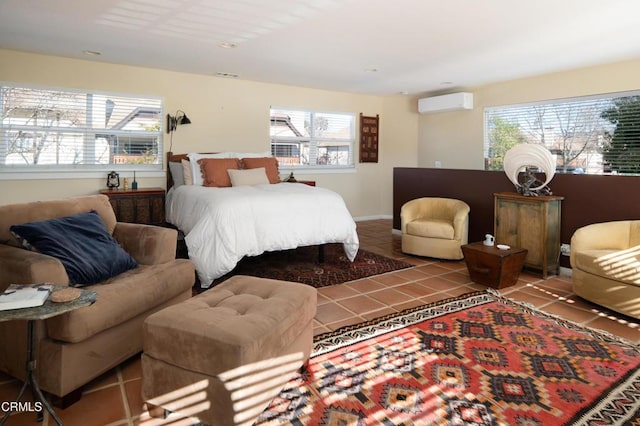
[141,275,317,426]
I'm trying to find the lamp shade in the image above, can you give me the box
[166,110,192,133]
[177,113,191,125]
[503,144,555,192]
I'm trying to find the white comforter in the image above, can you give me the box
[166,183,359,287]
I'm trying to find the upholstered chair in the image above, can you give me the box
[401,197,470,260]
[570,220,640,319]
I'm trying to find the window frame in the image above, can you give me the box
[270,106,356,172]
[0,82,165,180]
[483,89,640,176]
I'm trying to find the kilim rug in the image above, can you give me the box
[254,290,640,425]
[211,243,413,289]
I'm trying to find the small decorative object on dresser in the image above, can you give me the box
[503,143,556,196]
[106,171,120,189]
[131,171,138,190]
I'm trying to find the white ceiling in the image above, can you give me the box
[2,0,640,96]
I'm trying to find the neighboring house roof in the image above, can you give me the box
[270,113,303,137]
[110,107,161,130]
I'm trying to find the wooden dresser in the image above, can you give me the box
[100,187,165,225]
[493,192,563,278]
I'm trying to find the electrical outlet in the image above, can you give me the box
[560,244,571,256]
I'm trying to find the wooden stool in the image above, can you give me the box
[461,242,528,289]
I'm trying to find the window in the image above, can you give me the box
[0,84,163,176]
[270,107,355,169]
[484,91,640,175]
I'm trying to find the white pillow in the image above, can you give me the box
[181,159,193,185]
[228,167,270,186]
[187,152,232,186]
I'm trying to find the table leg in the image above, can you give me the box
[0,320,63,426]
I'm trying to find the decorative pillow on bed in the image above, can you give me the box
[199,158,241,187]
[188,152,232,185]
[228,167,270,186]
[169,161,185,187]
[10,211,138,286]
[181,159,193,185]
[241,157,280,184]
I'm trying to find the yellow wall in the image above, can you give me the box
[0,49,419,217]
[5,49,637,215]
[418,58,640,169]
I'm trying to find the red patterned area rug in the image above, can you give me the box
[255,290,640,425]
[212,243,413,289]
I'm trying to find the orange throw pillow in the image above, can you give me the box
[198,158,240,187]
[242,157,279,184]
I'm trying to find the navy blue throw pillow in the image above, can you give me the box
[10,211,138,286]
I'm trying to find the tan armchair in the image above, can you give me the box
[570,220,640,319]
[401,197,470,260]
[0,195,195,405]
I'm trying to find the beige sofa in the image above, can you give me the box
[401,197,470,260]
[0,195,195,405]
[570,220,640,319]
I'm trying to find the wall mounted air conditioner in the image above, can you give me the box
[418,92,474,114]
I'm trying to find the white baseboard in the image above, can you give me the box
[353,215,393,222]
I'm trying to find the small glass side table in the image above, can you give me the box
[0,286,97,426]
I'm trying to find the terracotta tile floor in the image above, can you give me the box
[1,219,638,425]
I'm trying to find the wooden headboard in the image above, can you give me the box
[166,152,188,190]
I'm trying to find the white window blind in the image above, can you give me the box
[484,92,640,175]
[270,107,355,168]
[0,84,163,173]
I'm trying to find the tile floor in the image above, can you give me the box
[1,219,638,425]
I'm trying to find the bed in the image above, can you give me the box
[165,152,360,287]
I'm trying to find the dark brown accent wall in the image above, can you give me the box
[393,168,640,267]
